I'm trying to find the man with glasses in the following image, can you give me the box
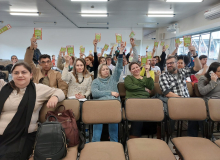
[159,46,202,137]
[24,35,68,97]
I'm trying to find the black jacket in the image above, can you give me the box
[33,49,42,64]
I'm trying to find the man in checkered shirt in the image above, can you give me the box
[159,45,202,137]
[159,46,202,98]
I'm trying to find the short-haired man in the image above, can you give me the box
[5,55,18,74]
[33,42,42,65]
[196,55,208,76]
[159,46,202,137]
[151,57,161,75]
[24,35,68,97]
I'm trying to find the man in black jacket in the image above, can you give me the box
[33,42,42,65]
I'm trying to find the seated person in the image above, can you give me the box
[24,35,68,97]
[196,55,209,76]
[112,38,138,82]
[85,56,94,75]
[57,51,75,71]
[198,62,220,101]
[159,46,202,137]
[106,56,115,71]
[140,60,155,81]
[124,62,154,138]
[177,55,198,83]
[0,62,65,159]
[91,42,125,142]
[5,55,18,74]
[61,56,92,100]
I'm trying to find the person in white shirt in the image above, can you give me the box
[196,55,209,76]
[106,56,115,71]
[150,57,161,75]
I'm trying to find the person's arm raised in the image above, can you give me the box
[130,38,138,62]
[171,43,179,56]
[190,46,202,72]
[57,51,65,70]
[24,35,37,73]
[61,55,72,83]
[93,39,99,71]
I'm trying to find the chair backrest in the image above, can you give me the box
[155,75,159,83]
[208,99,220,122]
[167,98,207,121]
[186,82,194,97]
[194,83,202,97]
[39,99,80,123]
[118,82,126,98]
[150,83,163,97]
[125,99,164,122]
[1,71,8,80]
[82,100,122,124]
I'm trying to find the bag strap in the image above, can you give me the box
[78,131,85,152]
[46,115,58,122]
[55,105,66,112]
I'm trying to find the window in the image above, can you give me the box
[177,30,220,59]
[209,31,220,59]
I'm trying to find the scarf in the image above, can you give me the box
[0,81,36,159]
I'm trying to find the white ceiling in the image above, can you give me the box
[0,0,219,29]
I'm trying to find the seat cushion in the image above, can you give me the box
[172,137,220,160]
[215,139,220,147]
[29,146,78,160]
[79,142,125,160]
[127,138,175,160]
[62,146,78,160]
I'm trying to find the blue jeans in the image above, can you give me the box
[188,121,204,137]
[92,124,118,142]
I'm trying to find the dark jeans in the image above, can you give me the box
[188,121,204,137]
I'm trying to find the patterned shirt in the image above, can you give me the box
[159,67,197,97]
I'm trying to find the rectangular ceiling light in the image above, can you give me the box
[166,0,203,2]
[137,22,158,25]
[147,14,174,17]
[72,0,108,1]
[81,14,108,17]
[10,12,40,16]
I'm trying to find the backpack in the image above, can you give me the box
[34,115,67,160]
[46,105,80,147]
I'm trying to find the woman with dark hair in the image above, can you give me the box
[85,56,94,74]
[177,55,198,83]
[124,61,154,138]
[62,56,92,99]
[198,62,220,100]
[0,62,65,159]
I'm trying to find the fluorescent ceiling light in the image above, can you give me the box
[137,23,158,25]
[81,14,108,17]
[147,14,174,17]
[166,0,203,2]
[87,22,108,25]
[148,11,174,14]
[10,12,40,16]
[81,10,107,13]
[72,0,108,1]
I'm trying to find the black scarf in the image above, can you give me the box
[0,81,36,159]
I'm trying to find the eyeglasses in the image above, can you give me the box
[166,62,175,66]
[40,61,51,64]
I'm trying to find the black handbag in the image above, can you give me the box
[34,115,67,160]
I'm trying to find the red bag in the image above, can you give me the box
[46,105,79,147]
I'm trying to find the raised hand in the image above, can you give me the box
[145,64,150,72]
[93,39,98,47]
[30,34,37,50]
[189,45,196,56]
[162,45,166,52]
[175,43,179,49]
[152,47,156,53]
[64,55,71,64]
[119,42,126,54]
[130,38,135,48]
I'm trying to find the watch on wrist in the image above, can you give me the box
[193,52,198,58]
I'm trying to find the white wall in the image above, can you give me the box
[0,27,143,60]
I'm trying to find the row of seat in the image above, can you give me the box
[36,98,220,160]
